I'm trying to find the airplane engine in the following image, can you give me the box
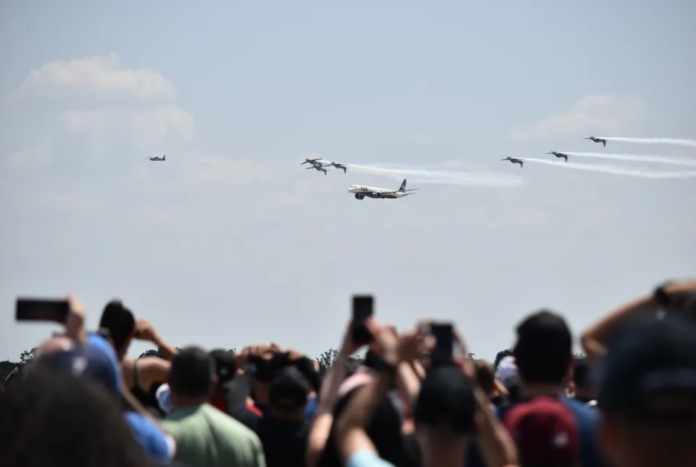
[355,194,364,200]
[378,193,387,198]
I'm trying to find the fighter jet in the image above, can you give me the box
[301,157,324,166]
[584,136,607,147]
[330,162,348,173]
[501,157,524,168]
[149,155,166,161]
[547,151,569,162]
[306,164,329,176]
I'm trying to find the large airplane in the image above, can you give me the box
[546,151,569,162]
[306,164,329,176]
[348,179,420,200]
[149,155,166,161]
[501,157,524,168]
[584,136,607,147]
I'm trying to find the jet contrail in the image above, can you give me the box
[520,158,696,179]
[598,137,696,149]
[561,152,696,167]
[346,164,524,187]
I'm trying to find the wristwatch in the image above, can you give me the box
[653,282,672,308]
[371,355,398,377]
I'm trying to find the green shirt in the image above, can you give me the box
[161,404,266,467]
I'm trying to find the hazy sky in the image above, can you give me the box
[2,1,695,362]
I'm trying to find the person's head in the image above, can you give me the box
[168,346,216,408]
[572,358,596,402]
[503,396,580,467]
[414,365,477,454]
[0,370,149,467]
[98,300,136,360]
[269,366,311,420]
[209,349,237,388]
[598,315,696,467]
[514,310,573,387]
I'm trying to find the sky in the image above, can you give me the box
[1,1,695,362]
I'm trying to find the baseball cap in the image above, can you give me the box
[598,315,696,423]
[269,366,311,409]
[414,365,476,434]
[503,396,580,467]
[39,345,119,395]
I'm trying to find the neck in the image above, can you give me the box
[172,395,209,411]
[420,445,467,467]
[521,382,563,398]
[270,407,305,422]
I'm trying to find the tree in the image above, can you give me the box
[0,360,18,382]
[20,348,37,366]
[467,353,477,361]
[316,348,365,376]
[138,349,164,359]
[494,349,513,369]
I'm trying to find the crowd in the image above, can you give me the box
[1,278,696,467]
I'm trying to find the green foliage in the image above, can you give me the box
[316,348,365,376]
[0,360,19,382]
[20,348,37,365]
[494,349,513,369]
[138,349,164,359]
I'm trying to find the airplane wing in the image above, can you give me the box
[403,188,421,192]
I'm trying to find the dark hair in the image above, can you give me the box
[0,370,149,467]
[98,300,135,354]
[414,366,477,435]
[169,347,214,398]
[269,366,310,410]
[514,310,572,385]
[209,349,237,385]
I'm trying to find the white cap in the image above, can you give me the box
[156,383,174,414]
[496,356,519,387]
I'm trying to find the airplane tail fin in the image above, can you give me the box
[399,179,407,192]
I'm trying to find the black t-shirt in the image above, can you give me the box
[401,433,421,467]
[255,414,309,467]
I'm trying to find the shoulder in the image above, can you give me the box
[561,397,599,427]
[124,412,175,461]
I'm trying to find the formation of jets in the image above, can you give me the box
[500,136,608,169]
[300,157,420,201]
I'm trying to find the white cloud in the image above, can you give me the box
[7,53,176,104]
[510,95,646,141]
[5,140,52,170]
[59,106,195,154]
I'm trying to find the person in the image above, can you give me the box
[255,366,312,467]
[160,346,266,467]
[597,315,696,467]
[0,370,150,467]
[571,359,596,406]
[468,310,606,467]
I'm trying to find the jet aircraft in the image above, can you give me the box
[149,155,166,161]
[547,151,568,162]
[330,162,348,173]
[301,157,324,166]
[501,157,524,168]
[306,164,329,176]
[584,136,607,147]
[348,179,420,200]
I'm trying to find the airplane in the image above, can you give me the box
[148,155,166,161]
[306,164,329,176]
[301,157,325,166]
[330,162,348,173]
[546,151,569,162]
[501,157,524,168]
[584,136,607,147]
[348,179,420,200]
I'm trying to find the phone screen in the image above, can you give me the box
[351,295,374,345]
[16,298,69,324]
[430,322,454,359]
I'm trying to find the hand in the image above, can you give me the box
[339,321,362,356]
[398,328,434,363]
[65,294,86,345]
[366,319,399,365]
[134,320,160,343]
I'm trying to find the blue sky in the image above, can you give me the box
[1,1,695,361]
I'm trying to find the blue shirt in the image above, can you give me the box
[466,396,607,467]
[125,411,175,462]
[347,450,395,467]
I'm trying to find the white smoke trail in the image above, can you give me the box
[346,164,524,187]
[598,137,696,149]
[561,152,696,167]
[520,158,696,179]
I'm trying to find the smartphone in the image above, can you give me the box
[430,322,454,359]
[351,295,374,345]
[16,298,69,324]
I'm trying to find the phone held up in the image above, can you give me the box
[16,298,70,324]
[421,321,455,367]
[351,295,374,345]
